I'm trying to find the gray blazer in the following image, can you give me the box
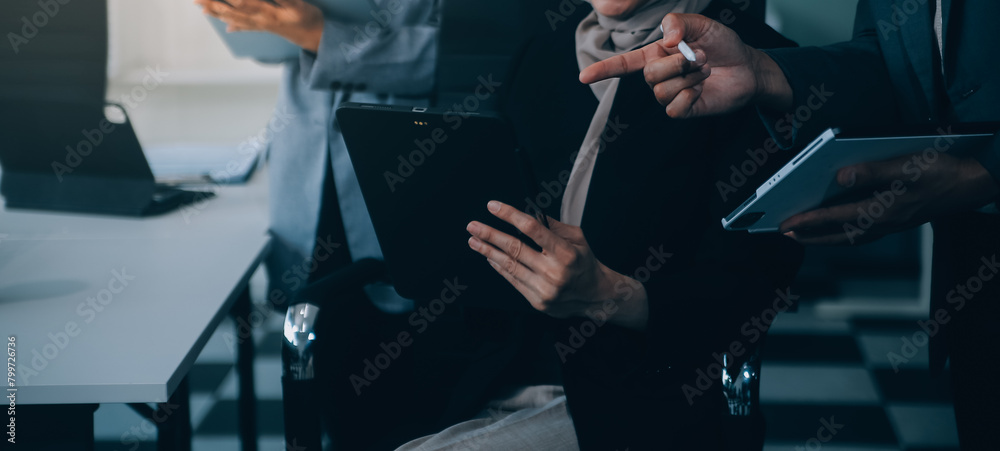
[264,0,439,309]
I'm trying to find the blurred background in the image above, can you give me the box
[105,0,281,147]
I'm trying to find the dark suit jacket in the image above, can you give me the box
[503,2,803,449]
[761,0,1000,371]
[764,0,1000,183]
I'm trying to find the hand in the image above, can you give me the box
[466,201,649,331]
[578,13,793,118]
[780,153,1000,245]
[195,0,324,52]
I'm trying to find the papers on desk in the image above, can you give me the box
[145,143,261,185]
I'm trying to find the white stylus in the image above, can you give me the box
[677,40,697,62]
[660,24,698,62]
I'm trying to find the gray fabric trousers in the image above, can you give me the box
[396,385,580,451]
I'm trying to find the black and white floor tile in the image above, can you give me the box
[759,304,959,451]
[93,273,960,450]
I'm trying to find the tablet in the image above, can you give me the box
[723,125,997,233]
[208,0,376,61]
[207,18,300,62]
[336,103,539,310]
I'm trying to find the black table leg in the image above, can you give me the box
[232,287,258,451]
[6,404,97,451]
[155,377,192,451]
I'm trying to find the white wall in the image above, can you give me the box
[106,0,283,147]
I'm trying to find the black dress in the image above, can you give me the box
[501,2,804,449]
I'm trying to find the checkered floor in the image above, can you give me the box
[92,271,960,451]
[757,306,958,451]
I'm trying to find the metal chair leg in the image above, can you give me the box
[282,303,323,451]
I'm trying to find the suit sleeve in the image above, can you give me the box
[297,0,440,95]
[974,134,1000,191]
[759,0,899,148]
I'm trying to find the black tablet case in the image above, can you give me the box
[337,103,538,311]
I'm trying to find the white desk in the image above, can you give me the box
[0,171,270,449]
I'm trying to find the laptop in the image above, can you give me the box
[722,125,997,233]
[0,0,211,216]
[0,100,213,217]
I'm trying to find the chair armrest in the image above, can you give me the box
[282,258,388,380]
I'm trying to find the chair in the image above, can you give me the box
[721,347,767,451]
[281,258,387,451]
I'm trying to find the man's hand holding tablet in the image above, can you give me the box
[779,153,998,245]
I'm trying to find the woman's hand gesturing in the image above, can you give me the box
[467,201,649,331]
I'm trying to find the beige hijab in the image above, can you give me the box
[561,0,712,226]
